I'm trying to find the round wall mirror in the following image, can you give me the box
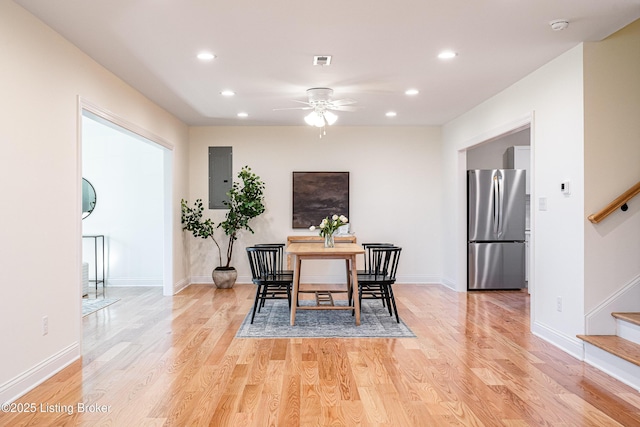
[82,178,96,219]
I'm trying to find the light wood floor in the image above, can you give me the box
[3,284,640,426]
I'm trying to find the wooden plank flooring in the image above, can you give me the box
[2,284,640,426]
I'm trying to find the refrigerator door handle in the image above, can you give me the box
[492,172,500,235]
[496,171,504,236]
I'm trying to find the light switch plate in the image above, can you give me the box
[539,197,547,211]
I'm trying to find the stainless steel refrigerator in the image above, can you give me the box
[468,169,526,290]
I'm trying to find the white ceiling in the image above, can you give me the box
[15,0,640,127]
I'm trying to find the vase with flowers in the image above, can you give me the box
[309,214,349,248]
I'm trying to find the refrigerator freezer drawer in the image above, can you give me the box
[468,242,525,290]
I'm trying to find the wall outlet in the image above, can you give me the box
[42,315,48,335]
[556,297,562,312]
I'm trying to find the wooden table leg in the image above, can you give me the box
[290,256,301,326]
[345,259,352,304]
[350,255,360,326]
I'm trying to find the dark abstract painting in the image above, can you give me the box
[292,172,349,228]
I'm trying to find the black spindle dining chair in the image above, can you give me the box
[246,246,293,324]
[356,246,402,322]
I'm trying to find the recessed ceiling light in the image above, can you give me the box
[405,89,419,96]
[220,90,235,97]
[438,50,457,59]
[386,111,397,117]
[197,52,216,61]
[237,112,248,118]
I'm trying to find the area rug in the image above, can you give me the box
[236,300,416,338]
[82,298,120,317]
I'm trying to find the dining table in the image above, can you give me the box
[285,241,365,326]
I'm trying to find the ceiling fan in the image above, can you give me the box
[275,88,357,135]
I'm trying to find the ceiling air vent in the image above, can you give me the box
[313,55,332,66]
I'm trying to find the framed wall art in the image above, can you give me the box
[292,172,349,228]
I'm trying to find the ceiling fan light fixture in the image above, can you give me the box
[304,112,314,126]
[304,111,319,127]
[323,110,338,125]
[305,110,335,127]
[278,87,353,133]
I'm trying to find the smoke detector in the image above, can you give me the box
[550,20,569,31]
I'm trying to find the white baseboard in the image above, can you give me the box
[0,343,80,404]
[106,278,163,287]
[583,342,640,392]
[188,276,443,287]
[173,277,191,294]
[189,276,253,286]
[396,274,441,284]
[440,277,458,291]
[235,276,252,285]
[531,320,583,360]
[190,275,214,285]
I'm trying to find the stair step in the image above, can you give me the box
[613,312,640,345]
[577,335,640,367]
[612,312,640,327]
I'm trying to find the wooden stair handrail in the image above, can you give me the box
[588,181,640,224]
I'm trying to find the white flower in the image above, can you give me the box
[312,213,349,237]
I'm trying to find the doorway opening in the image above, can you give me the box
[456,114,534,295]
[79,101,174,308]
[466,126,531,290]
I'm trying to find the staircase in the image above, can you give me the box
[578,312,640,391]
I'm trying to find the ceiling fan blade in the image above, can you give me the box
[327,105,359,112]
[273,89,359,114]
[273,106,313,111]
[330,98,357,106]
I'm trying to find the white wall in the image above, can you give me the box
[82,115,164,286]
[187,126,442,285]
[0,2,189,403]
[442,45,586,357]
[582,20,640,333]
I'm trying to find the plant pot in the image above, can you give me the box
[212,267,237,289]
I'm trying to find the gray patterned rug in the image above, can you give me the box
[236,299,416,338]
[82,298,120,317]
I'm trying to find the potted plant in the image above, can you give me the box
[181,166,266,288]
